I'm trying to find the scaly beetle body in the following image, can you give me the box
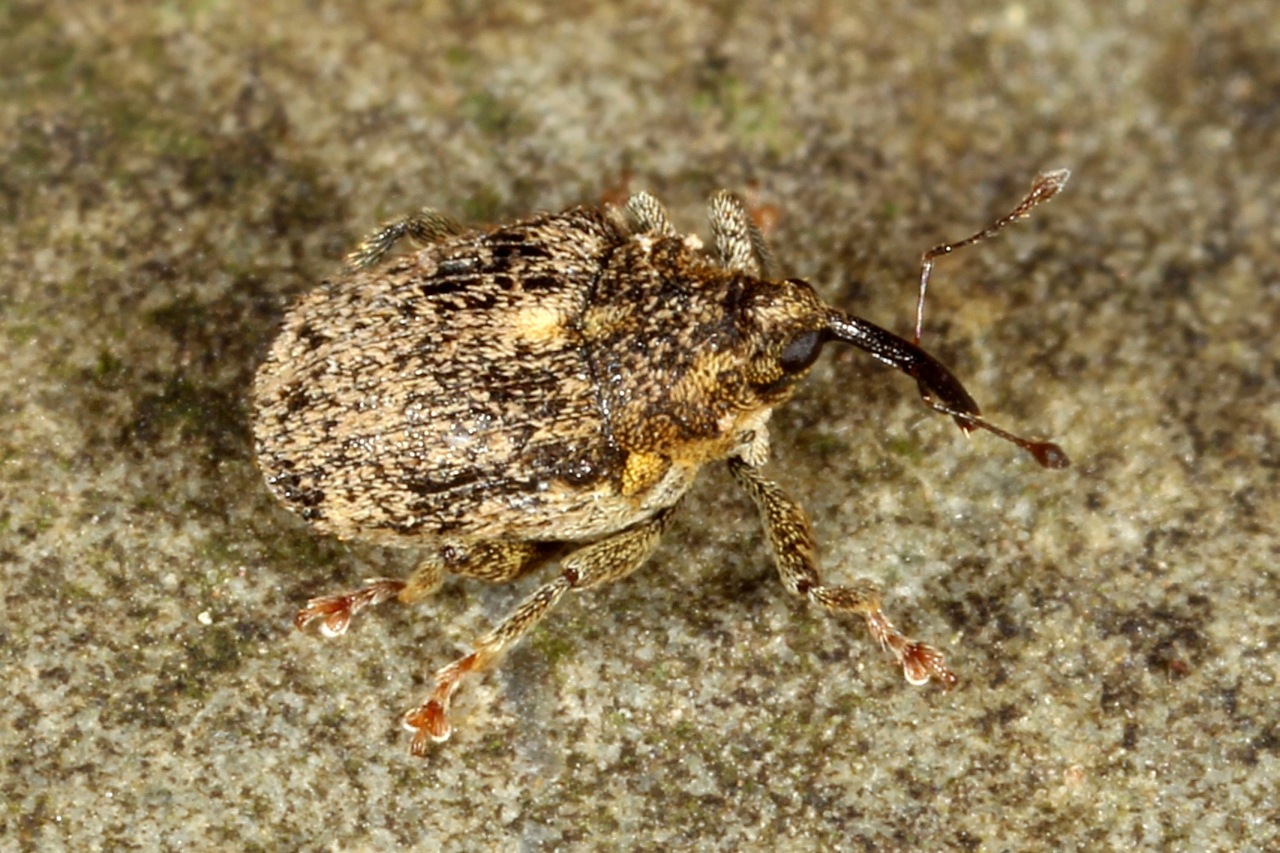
[253,174,1069,754]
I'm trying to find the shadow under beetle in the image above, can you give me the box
[253,170,1069,755]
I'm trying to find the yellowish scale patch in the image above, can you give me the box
[621,451,671,497]
[510,305,566,343]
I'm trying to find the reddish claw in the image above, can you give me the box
[865,610,957,688]
[293,578,406,637]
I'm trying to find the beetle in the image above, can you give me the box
[252,171,1069,754]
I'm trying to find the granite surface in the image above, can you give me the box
[2,1,1277,850]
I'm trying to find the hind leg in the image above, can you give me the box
[293,539,550,637]
[403,504,679,754]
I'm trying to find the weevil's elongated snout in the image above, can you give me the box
[825,311,982,419]
[824,310,1070,469]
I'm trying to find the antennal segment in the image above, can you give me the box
[914,168,1070,344]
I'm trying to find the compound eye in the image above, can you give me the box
[778,329,825,374]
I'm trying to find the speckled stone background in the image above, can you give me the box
[2,1,1277,850]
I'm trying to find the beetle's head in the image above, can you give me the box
[735,277,831,404]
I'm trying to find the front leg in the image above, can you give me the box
[727,457,956,687]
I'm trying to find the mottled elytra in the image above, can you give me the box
[252,170,1070,755]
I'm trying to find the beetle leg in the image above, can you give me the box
[294,578,407,638]
[405,540,553,594]
[707,189,774,277]
[402,504,680,755]
[727,457,956,688]
[623,191,677,236]
[343,208,465,271]
[294,540,548,637]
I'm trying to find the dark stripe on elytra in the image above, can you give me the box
[403,470,484,497]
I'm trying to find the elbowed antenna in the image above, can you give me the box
[824,310,1069,469]
[914,168,1071,345]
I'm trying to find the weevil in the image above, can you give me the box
[253,170,1070,755]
